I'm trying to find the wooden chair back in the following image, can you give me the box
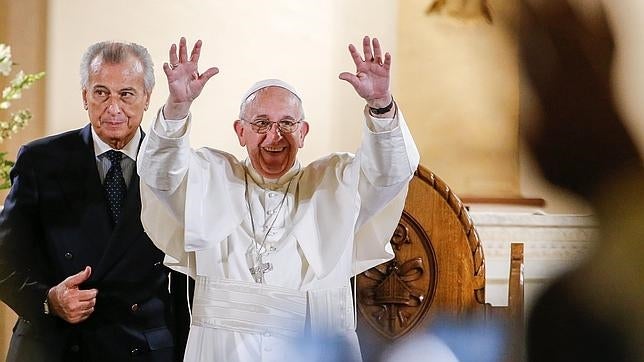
[356,165,524,361]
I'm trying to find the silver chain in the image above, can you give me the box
[244,169,293,281]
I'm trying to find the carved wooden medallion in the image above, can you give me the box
[357,211,438,340]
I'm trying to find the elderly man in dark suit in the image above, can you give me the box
[0,41,189,362]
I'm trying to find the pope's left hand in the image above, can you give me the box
[339,36,392,108]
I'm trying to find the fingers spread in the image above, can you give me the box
[372,38,383,64]
[200,67,220,82]
[338,72,360,89]
[190,39,203,63]
[347,44,363,67]
[169,43,179,67]
[362,36,373,61]
[383,52,392,70]
[178,37,188,63]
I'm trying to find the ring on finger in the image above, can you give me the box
[170,63,179,69]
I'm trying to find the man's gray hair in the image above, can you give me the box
[80,41,155,93]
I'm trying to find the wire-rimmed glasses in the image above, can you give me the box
[244,119,301,134]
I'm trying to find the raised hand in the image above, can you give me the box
[47,266,98,324]
[339,36,392,108]
[163,37,219,119]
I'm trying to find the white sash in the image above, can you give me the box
[191,276,307,338]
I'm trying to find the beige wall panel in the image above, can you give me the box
[396,0,520,198]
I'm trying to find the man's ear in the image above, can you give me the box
[233,120,246,146]
[82,88,88,110]
[298,121,309,148]
[144,91,151,111]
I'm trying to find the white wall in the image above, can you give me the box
[46,0,397,164]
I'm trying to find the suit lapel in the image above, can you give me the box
[57,125,113,270]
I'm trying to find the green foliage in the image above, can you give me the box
[0,152,14,189]
[0,43,45,189]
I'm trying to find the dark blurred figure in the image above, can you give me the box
[520,1,644,361]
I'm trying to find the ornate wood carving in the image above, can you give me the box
[357,211,437,340]
[357,166,489,343]
[415,168,487,304]
[357,166,525,361]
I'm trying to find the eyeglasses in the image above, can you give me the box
[245,119,301,134]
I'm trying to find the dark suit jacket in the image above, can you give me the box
[0,125,190,362]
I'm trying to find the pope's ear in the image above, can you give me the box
[298,121,309,148]
[234,120,246,146]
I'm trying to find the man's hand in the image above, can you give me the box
[339,36,392,109]
[163,37,219,120]
[47,266,98,324]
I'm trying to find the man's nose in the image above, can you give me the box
[264,123,283,142]
[106,97,122,114]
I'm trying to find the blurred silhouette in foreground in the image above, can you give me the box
[520,1,644,361]
[381,318,506,362]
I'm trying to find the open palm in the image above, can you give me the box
[163,37,219,119]
[339,36,392,107]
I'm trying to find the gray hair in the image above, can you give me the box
[80,41,155,93]
[239,87,305,121]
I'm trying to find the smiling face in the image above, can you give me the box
[82,55,150,149]
[234,87,309,179]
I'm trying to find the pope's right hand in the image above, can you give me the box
[163,37,220,120]
[47,266,98,324]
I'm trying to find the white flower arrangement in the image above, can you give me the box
[0,43,45,188]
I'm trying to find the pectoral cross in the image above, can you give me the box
[249,259,273,284]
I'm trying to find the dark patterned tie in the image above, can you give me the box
[104,150,127,224]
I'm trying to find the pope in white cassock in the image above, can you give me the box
[137,36,419,361]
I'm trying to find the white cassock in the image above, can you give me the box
[137,106,419,362]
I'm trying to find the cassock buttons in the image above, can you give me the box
[64,252,73,260]
[130,347,143,356]
[130,303,139,313]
